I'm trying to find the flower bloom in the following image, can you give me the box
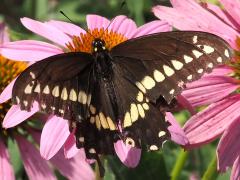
[153,0,240,179]
[0,23,94,180]
[0,15,188,167]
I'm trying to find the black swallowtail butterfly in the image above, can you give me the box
[12,31,232,172]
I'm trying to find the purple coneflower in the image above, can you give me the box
[153,0,240,179]
[0,15,188,168]
[0,23,94,180]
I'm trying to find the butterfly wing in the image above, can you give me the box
[110,31,233,103]
[12,52,94,121]
[108,31,232,150]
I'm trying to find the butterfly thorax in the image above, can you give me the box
[92,38,113,79]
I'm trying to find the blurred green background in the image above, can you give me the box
[0,0,231,179]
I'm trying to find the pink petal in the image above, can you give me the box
[16,136,56,180]
[133,20,172,38]
[217,116,240,172]
[0,40,63,62]
[152,4,240,48]
[86,15,110,31]
[203,3,239,30]
[219,0,240,27]
[231,157,240,180]
[40,116,70,160]
[50,149,94,180]
[64,132,79,159]
[0,78,16,104]
[0,141,15,180]
[183,76,239,107]
[183,94,240,148]
[177,94,196,115]
[0,23,9,44]
[46,20,86,36]
[205,65,233,76]
[21,17,71,47]
[3,102,39,128]
[166,112,189,145]
[114,140,141,168]
[108,15,137,39]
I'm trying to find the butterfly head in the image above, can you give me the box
[92,38,107,53]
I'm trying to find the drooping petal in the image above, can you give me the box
[45,20,86,36]
[0,40,63,62]
[50,149,94,180]
[86,15,110,31]
[177,94,196,115]
[3,102,39,128]
[183,94,240,148]
[0,23,9,44]
[219,0,240,27]
[21,17,71,47]
[217,116,240,172]
[108,15,137,39]
[114,140,141,168]
[152,3,240,48]
[0,78,16,103]
[0,141,15,180]
[183,76,239,107]
[16,136,56,180]
[40,116,70,160]
[231,157,240,180]
[166,112,189,145]
[133,20,172,38]
[64,132,79,159]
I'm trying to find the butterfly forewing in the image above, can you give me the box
[12,52,94,121]
[111,31,233,103]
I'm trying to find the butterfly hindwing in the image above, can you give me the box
[111,31,233,103]
[112,64,171,150]
[12,52,94,121]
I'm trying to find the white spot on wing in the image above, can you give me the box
[136,91,144,102]
[24,84,33,94]
[163,65,175,77]
[192,50,203,58]
[184,55,193,63]
[197,68,203,74]
[193,36,198,44]
[141,76,156,90]
[142,103,149,110]
[171,60,183,70]
[136,82,146,93]
[198,45,214,54]
[217,57,223,63]
[169,89,175,95]
[137,104,145,118]
[43,85,50,94]
[208,63,213,68]
[61,87,68,100]
[34,83,40,93]
[52,86,59,97]
[149,145,158,151]
[187,74,193,80]
[158,131,166,138]
[130,104,139,122]
[69,89,77,101]
[224,49,230,57]
[30,72,36,79]
[78,91,87,104]
[153,70,165,82]
[123,112,132,127]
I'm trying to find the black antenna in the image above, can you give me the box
[60,11,95,38]
[60,11,76,24]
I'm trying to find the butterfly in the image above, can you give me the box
[12,31,232,168]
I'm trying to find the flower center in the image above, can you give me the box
[66,28,127,53]
[0,56,27,123]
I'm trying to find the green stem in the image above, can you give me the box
[171,149,189,180]
[202,156,218,180]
